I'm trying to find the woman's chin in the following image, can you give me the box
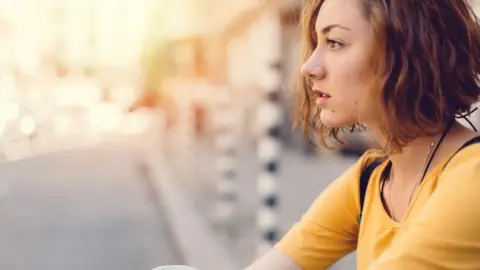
[320,110,357,128]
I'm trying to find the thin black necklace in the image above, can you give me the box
[380,120,455,218]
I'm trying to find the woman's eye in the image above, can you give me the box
[326,39,344,50]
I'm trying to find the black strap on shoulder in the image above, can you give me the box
[442,135,480,169]
[357,136,480,224]
[459,135,480,149]
[358,159,383,224]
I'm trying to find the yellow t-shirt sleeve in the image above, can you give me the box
[369,155,480,270]
[275,151,380,270]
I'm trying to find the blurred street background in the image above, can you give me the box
[1,0,480,270]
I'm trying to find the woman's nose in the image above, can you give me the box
[301,52,325,80]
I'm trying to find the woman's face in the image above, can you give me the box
[301,0,377,128]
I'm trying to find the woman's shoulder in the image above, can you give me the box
[333,148,386,186]
[358,148,387,168]
[443,135,480,169]
[437,136,480,185]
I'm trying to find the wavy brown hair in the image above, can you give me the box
[294,0,480,152]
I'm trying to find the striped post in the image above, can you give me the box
[213,89,237,234]
[256,60,283,257]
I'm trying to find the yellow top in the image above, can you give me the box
[276,143,480,270]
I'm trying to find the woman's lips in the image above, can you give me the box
[313,89,331,105]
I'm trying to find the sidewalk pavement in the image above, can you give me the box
[146,150,237,270]
[151,132,360,270]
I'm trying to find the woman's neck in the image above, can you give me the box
[388,135,439,185]
[371,121,476,185]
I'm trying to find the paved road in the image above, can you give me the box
[0,143,180,270]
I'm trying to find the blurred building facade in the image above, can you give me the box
[0,0,158,108]
[160,0,305,146]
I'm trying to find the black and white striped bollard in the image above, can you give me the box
[256,61,283,257]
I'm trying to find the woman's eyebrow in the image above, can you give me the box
[319,24,351,34]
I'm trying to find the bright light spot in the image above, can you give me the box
[20,116,36,136]
[54,81,102,107]
[122,111,152,135]
[89,103,123,133]
[0,101,19,122]
[112,84,137,109]
[0,75,17,99]
[16,50,38,74]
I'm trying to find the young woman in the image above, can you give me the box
[246,0,480,269]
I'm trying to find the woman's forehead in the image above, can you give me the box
[316,0,369,33]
